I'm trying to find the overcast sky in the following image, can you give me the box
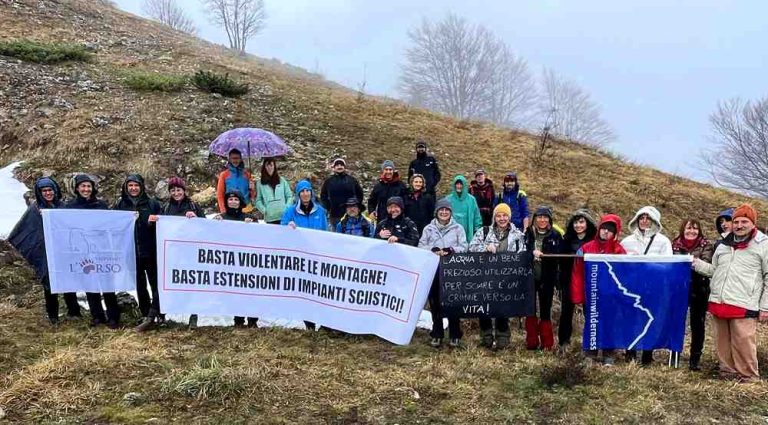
[115,0,768,180]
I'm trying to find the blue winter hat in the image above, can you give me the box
[295,180,313,196]
[381,160,395,170]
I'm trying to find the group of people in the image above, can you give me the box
[8,140,768,382]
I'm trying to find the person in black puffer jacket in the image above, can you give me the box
[320,158,364,228]
[65,174,120,328]
[558,208,597,349]
[375,197,420,246]
[368,160,408,222]
[404,174,435,235]
[112,174,164,332]
[408,140,441,195]
[524,206,565,351]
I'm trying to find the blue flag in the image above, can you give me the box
[583,254,692,352]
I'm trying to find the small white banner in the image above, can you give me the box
[156,217,439,345]
[42,209,137,293]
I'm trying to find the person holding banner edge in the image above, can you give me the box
[693,204,768,381]
[671,218,714,371]
[9,176,83,325]
[621,206,673,366]
[558,208,598,350]
[571,214,626,365]
[65,174,121,329]
[469,203,527,350]
[113,174,164,333]
[419,198,468,348]
[525,206,565,351]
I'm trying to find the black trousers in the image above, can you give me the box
[689,284,710,355]
[535,278,555,321]
[558,278,575,345]
[42,277,80,320]
[479,317,510,337]
[86,292,120,323]
[428,272,462,339]
[234,317,259,326]
[136,256,160,318]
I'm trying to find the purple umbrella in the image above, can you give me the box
[209,128,293,159]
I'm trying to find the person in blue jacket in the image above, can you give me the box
[494,172,529,231]
[281,180,327,231]
[281,179,327,331]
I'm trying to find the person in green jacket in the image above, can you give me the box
[255,158,293,224]
[446,175,482,242]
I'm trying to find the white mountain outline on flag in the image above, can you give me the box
[604,261,654,349]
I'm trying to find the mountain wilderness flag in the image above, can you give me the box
[582,254,692,352]
[42,209,138,293]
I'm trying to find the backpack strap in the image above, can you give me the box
[643,234,656,255]
[483,226,490,239]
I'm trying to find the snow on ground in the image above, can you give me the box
[0,162,439,332]
[0,162,29,239]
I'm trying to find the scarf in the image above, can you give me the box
[725,229,756,250]
[672,236,705,253]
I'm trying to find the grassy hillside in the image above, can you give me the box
[3,1,768,423]
[0,0,765,234]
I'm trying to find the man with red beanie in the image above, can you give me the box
[571,214,626,365]
[694,203,768,381]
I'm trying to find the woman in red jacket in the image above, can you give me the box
[570,214,626,365]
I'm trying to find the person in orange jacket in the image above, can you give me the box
[216,149,254,213]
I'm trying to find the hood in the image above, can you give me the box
[295,180,314,198]
[121,173,147,199]
[73,174,98,199]
[715,208,734,235]
[598,214,623,240]
[224,190,246,214]
[34,176,63,207]
[451,175,469,198]
[564,208,598,241]
[628,206,662,235]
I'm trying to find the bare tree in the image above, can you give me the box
[700,97,768,198]
[142,0,197,34]
[204,0,266,53]
[400,14,500,120]
[484,45,537,128]
[539,68,615,147]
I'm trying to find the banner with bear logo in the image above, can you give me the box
[42,209,138,293]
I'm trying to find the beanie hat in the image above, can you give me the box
[475,169,485,177]
[733,203,757,224]
[416,140,427,149]
[504,172,518,182]
[434,198,453,215]
[381,160,395,170]
[534,205,553,222]
[332,158,346,167]
[167,176,186,191]
[386,196,405,210]
[493,203,512,217]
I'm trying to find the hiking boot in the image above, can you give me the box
[602,356,616,366]
[134,316,156,333]
[188,314,199,330]
[107,320,120,330]
[495,336,510,350]
[689,352,702,371]
[90,317,105,327]
[641,351,654,366]
[64,314,82,322]
[48,317,59,327]
[449,338,461,348]
[430,337,442,348]
[247,318,258,328]
[624,350,637,363]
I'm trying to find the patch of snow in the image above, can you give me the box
[0,162,29,239]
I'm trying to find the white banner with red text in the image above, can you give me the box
[156,216,439,344]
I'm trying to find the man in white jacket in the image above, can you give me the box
[694,204,768,381]
[621,206,673,365]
